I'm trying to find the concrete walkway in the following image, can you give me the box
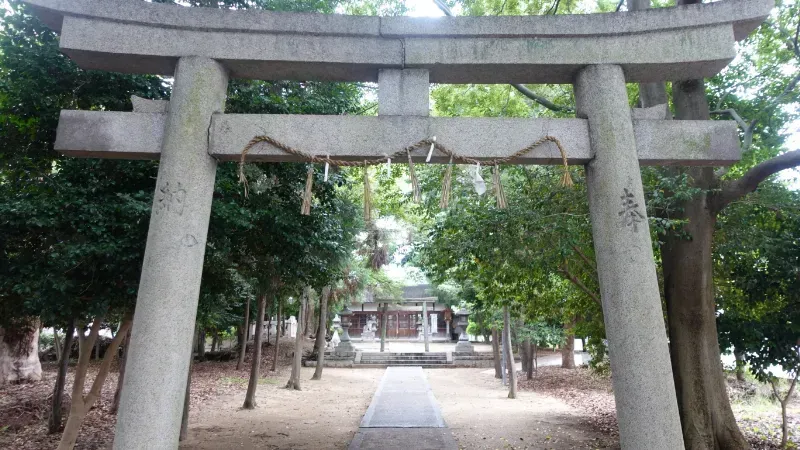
[349,367,458,450]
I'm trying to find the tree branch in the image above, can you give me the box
[570,245,598,283]
[559,263,602,306]
[431,0,573,114]
[788,368,799,401]
[615,0,625,12]
[433,0,453,16]
[716,149,800,211]
[793,15,800,60]
[710,109,759,151]
[546,0,561,15]
[512,84,574,113]
[710,108,748,129]
[84,317,132,407]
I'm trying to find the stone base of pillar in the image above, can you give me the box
[454,341,474,353]
[335,341,355,355]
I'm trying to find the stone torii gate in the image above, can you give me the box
[24,0,772,448]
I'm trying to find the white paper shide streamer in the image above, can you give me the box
[472,162,486,195]
[426,136,437,162]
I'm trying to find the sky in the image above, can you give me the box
[405,0,447,16]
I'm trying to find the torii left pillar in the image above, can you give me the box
[114,57,228,449]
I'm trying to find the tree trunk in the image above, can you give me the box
[504,306,517,399]
[210,332,218,353]
[312,286,330,380]
[180,330,197,442]
[243,294,267,409]
[58,316,130,450]
[287,289,307,390]
[59,403,89,450]
[561,319,576,369]
[195,328,206,362]
[304,296,314,338]
[520,337,529,376]
[664,76,750,450]
[380,303,388,352]
[734,351,746,382]
[0,318,43,384]
[53,328,62,361]
[237,297,251,371]
[781,399,788,449]
[48,319,76,433]
[272,300,282,372]
[524,338,533,380]
[266,313,272,349]
[491,328,501,379]
[111,325,131,414]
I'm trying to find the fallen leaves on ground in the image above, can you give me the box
[518,366,619,443]
[0,338,301,450]
[518,366,799,449]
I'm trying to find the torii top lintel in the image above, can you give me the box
[24,0,772,84]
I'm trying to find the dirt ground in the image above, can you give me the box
[1,341,796,449]
[180,367,382,450]
[518,366,800,450]
[427,369,616,449]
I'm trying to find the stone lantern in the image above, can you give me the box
[453,307,474,353]
[335,305,355,355]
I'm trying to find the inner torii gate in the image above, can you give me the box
[24,0,772,448]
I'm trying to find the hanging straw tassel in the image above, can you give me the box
[407,149,421,203]
[363,162,372,223]
[238,136,260,198]
[439,156,454,209]
[492,164,508,209]
[552,138,574,188]
[301,166,314,216]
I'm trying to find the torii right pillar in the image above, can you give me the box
[575,64,684,449]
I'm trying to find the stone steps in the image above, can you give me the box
[356,352,452,368]
[354,363,454,369]
[360,355,447,361]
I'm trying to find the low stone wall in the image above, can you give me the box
[302,351,356,367]
[453,352,520,368]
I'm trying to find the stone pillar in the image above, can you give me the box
[378,69,430,116]
[422,301,430,352]
[114,57,228,449]
[574,64,683,450]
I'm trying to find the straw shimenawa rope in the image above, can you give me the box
[492,164,508,209]
[300,166,314,215]
[363,162,372,223]
[238,134,574,199]
[407,148,421,203]
[440,156,454,209]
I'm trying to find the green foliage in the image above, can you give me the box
[409,162,603,350]
[716,182,800,383]
[0,0,366,336]
[0,2,168,326]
